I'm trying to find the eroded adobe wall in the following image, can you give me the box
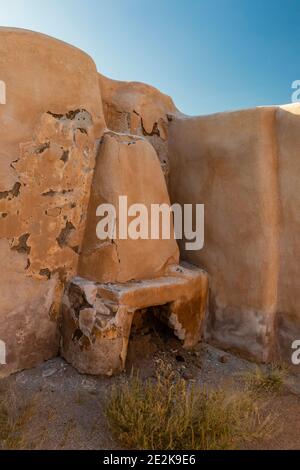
[77,74,180,283]
[168,107,280,362]
[2,26,299,375]
[78,131,179,283]
[0,28,105,376]
[99,73,178,182]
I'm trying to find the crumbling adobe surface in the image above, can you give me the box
[78,131,179,283]
[2,26,300,378]
[0,28,105,377]
[0,27,208,378]
[61,264,208,376]
[99,74,178,182]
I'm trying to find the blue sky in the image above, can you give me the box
[1,0,299,115]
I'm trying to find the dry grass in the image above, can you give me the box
[242,364,287,395]
[105,364,274,450]
[0,387,36,449]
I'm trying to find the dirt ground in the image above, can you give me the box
[1,321,300,450]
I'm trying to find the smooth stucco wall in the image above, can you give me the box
[168,107,283,361]
[276,105,300,359]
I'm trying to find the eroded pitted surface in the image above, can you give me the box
[99,73,179,182]
[1,109,97,278]
[61,277,134,376]
[79,131,179,283]
[0,109,99,377]
[61,264,208,376]
[0,27,105,377]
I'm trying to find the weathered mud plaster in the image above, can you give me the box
[78,131,179,283]
[1,110,98,277]
[0,240,59,377]
[168,107,281,362]
[0,28,209,378]
[168,105,300,363]
[275,104,300,360]
[0,28,105,377]
[61,263,208,375]
[99,74,178,182]
[5,26,300,375]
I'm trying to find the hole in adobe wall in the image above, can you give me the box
[126,303,204,381]
[130,304,174,339]
[126,304,182,373]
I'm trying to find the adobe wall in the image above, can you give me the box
[0,28,183,377]
[168,105,300,362]
[98,73,178,182]
[1,26,300,375]
[78,132,179,283]
[276,105,300,360]
[0,27,105,376]
[168,108,280,361]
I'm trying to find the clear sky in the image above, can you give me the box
[1,0,299,115]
